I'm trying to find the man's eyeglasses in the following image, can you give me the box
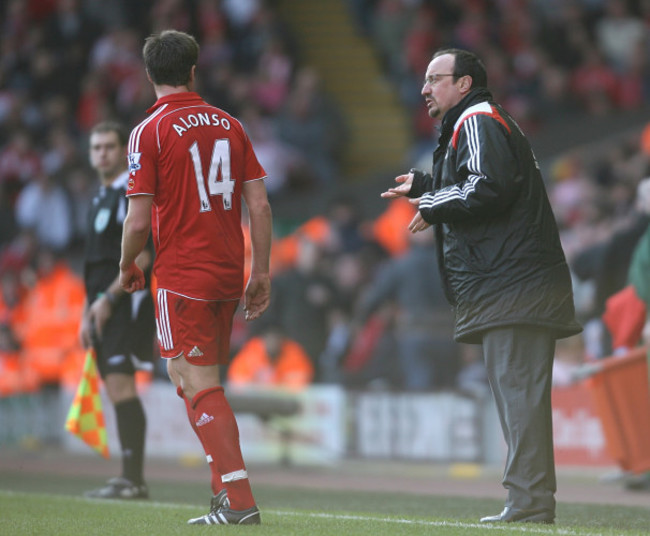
[423,74,456,86]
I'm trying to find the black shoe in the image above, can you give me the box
[624,473,650,492]
[480,506,554,524]
[84,477,149,500]
[187,490,260,525]
[212,489,230,509]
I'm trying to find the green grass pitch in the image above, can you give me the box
[2,469,650,536]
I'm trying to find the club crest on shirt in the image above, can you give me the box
[128,152,142,175]
[94,207,111,233]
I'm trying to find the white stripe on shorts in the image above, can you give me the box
[157,289,174,351]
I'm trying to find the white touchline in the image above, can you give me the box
[269,510,602,535]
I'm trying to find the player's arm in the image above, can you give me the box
[120,194,153,293]
[242,179,272,321]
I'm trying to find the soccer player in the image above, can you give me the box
[80,121,155,499]
[119,30,272,525]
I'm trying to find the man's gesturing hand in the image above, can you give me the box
[380,171,413,199]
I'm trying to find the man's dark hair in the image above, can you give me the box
[143,30,199,87]
[433,48,488,88]
[90,120,128,147]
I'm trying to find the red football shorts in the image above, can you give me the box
[155,289,239,365]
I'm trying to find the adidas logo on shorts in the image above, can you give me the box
[196,413,214,427]
[188,346,204,357]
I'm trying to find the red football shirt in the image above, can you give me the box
[126,92,266,300]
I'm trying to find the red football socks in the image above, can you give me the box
[177,386,224,496]
[192,386,255,510]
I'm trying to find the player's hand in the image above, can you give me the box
[408,204,431,233]
[120,262,145,293]
[88,295,112,338]
[79,315,92,349]
[380,171,413,199]
[244,273,271,321]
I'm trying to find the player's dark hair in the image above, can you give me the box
[143,30,199,87]
[90,120,128,147]
[433,48,488,88]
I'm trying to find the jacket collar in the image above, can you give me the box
[439,88,493,141]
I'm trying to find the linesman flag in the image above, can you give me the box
[65,351,109,458]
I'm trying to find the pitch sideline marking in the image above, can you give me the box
[270,510,601,536]
[0,490,606,536]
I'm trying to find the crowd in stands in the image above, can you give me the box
[1,0,650,397]
[351,0,650,158]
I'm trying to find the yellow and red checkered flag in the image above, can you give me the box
[65,351,109,458]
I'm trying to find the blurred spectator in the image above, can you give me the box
[41,125,81,177]
[274,67,348,186]
[452,0,492,52]
[228,322,314,391]
[20,248,85,387]
[572,176,650,358]
[353,229,459,391]
[75,71,112,132]
[41,0,101,104]
[324,194,370,255]
[613,176,650,492]
[0,268,28,334]
[223,0,261,31]
[229,1,291,73]
[0,130,42,203]
[239,104,304,197]
[570,48,619,115]
[14,171,73,252]
[149,0,193,33]
[268,236,337,379]
[0,322,39,396]
[252,36,293,114]
[0,230,38,283]
[596,0,646,73]
[370,0,414,80]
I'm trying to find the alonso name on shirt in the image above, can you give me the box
[172,112,231,137]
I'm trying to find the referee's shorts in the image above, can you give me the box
[93,289,156,379]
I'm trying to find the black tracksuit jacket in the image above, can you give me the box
[409,88,582,344]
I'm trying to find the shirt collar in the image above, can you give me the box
[146,92,205,114]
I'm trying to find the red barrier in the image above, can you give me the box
[552,382,613,467]
[586,347,650,473]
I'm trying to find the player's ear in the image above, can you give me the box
[145,69,153,84]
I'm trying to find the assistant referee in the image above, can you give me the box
[79,121,155,500]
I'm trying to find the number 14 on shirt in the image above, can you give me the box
[190,138,234,212]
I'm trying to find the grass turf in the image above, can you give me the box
[2,470,650,535]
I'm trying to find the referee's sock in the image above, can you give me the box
[115,397,146,485]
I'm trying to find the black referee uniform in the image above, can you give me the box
[84,171,155,378]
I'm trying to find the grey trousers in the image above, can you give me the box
[482,326,556,513]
